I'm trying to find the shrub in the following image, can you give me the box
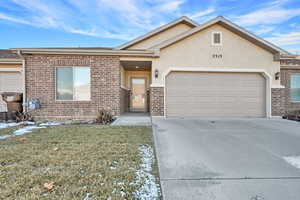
[95,109,113,124]
[15,111,34,122]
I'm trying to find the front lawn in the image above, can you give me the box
[0,126,19,137]
[0,125,160,199]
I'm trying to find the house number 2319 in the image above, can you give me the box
[212,54,222,58]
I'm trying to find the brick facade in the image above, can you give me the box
[150,87,164,116]
[120,87,130,114]
[25,55,120,121]
[280,68,300,114]
[271,88,286,116]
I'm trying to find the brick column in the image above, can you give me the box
[271,88,286,116]
[150,87,164,116]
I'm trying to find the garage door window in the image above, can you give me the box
[56,67,91,101]
[290,74,300,102]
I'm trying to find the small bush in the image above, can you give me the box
[15,111,34,122]
[95,109,113,124]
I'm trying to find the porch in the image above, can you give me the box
[120,60,152,114]
[111,112,151,126]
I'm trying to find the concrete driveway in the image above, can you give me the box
[152,118,300,200]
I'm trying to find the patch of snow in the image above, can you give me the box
[13,126,46,136]
[284,156,300,169]
[0,135,11,139]
[110,160,118,170]
[39,122,62,126]
[0,121,62,140]
[134,145,160,200]
[0,122,18,129]
[83,193,93,200]
[0,121,35,129]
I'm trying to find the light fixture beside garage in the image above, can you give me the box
[275,72,280,80]
[155,69,159,78]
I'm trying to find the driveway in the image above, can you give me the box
[152,118,300,200]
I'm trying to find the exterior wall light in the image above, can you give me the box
[155,69,159,78]
[275,72,280,80]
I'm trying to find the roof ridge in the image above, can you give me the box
[116,16,199,50]
[150,16,289,55]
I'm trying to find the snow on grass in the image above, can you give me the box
[13,126,46,136]
[0,121,60,140]
[0,135,11,139]
[0,121,35,129]
[284,156,300,169]
[134,145,160,200]
[39,122,62,126]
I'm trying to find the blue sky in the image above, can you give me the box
[0,0,300,54]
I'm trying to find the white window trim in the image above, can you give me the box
[290,73,300,103]
[212,31,222,46]
[55,66,91,102]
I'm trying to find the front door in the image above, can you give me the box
[130,78,146,112]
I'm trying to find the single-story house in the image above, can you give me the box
[1,16,299,120]
[0,50,23,112]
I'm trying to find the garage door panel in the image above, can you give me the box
[166,72,266,117]
[0,72,22,92]
[0,72,23,112]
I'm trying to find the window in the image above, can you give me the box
[56,67,91,101]
[212,32,222,46]
[290,74,300,102]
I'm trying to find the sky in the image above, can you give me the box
[0,0,300,54]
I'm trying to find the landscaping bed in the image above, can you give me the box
[0,125,160,199]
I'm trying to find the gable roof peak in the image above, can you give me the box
[116,16,199,50]
[151,16,289,55]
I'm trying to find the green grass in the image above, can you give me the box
[0,125,159,200]
[0,127,19,136]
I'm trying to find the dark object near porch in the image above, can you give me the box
[1,92,23,121]
[283,110,300,122]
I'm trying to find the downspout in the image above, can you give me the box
[17,50,27,112]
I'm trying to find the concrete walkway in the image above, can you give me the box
[111,113,152,126]
[152,117,300,200]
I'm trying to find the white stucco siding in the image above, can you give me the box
[151,24,280,87]
[128,23,193,50]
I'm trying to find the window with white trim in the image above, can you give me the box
[212,32,222,46]
[290,74,300,102]
[56,67,91,101]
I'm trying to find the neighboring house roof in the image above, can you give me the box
[0,49,22,64]
[116,16,199,50]
[0,49,21,59]
[151,16,289,55]
[11,48,156,57]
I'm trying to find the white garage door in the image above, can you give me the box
[0,72,23,112]
[166,72,266,117]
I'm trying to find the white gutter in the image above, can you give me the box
[10,48,157,57]
[0,58,22,64]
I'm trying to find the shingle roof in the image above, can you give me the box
[0,49,21,59]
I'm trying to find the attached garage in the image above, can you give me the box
[0,71,23,112]
[166,72,267,117]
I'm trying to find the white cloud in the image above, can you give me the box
[158,0,185,12]
[234,8,300,26]
[266,31,300,46]
[187,8,215,20]
[67,27,100,37]
[0,12,32,25]
[253,26,276,35]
